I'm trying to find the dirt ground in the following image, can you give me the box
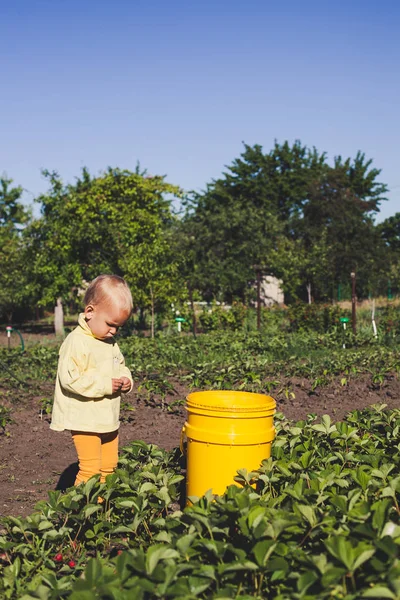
[0,375,400,519]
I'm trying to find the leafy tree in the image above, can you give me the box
[183,185,283,302]
[298,156,388,300]
[181,141,328,302]
[184,142,388,303]
[0,177,29,228]
[376,213,400,294]
[268,232,330,303]
[377,213,400,252]
[0,178,31,322]
[223,140,326,226]
[26,168,182,334]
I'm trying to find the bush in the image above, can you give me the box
[376,303,400,336]
[286,302,348,333]
[199,301,247,332]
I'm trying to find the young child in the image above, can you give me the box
[50,274,133,485]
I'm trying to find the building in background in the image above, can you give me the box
[259,276,284,306]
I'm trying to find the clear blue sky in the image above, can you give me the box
[1,0,399,221]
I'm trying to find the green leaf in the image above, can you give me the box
[325,537,374,572]
[252,539,277,567]
[321,566,347,586]
[82,476,100,496]
[299,451,313,468]
[38,521,53,531]
[296,504,317,528]
[83,558,103,587]
[154,530,172,543]
[247,505,267,528]
[84,505,102,518]
[176,534,197,554]
[217,560,258,574]
[265,557,289,574]
[352,467,371,491]
[325,536,354,571]
[362,586,396,598]
[352,548,375,571]
[145,545,179,575]
[297,570,318,593]
[372,499,392,532]
[140,481,157,493]
[275,461,292,477]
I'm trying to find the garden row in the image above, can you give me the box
[1,329,400,411]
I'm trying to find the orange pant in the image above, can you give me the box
[71,430,119,485]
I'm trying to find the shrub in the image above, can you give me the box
[199,301,247,332]
[287,302,348,333]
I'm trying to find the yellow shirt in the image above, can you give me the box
[50,313,133,433]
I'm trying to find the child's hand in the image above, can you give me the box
[112,378,123,393]
[120,377,131,393]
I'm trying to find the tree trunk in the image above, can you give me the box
[306,283,312,305]
[54,297,65,338]
[150,287,155,339]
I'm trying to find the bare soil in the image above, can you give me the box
[0,375,399,518]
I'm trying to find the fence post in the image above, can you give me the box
[351,272,356,335]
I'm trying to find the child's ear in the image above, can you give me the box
[84,305,95,321]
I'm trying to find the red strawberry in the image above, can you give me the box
[54,553,63,562]
[68,560,76,568]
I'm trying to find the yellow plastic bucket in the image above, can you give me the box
[181,390,276,500]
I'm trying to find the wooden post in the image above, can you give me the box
[257,269,261,330]
[351,272,356,335]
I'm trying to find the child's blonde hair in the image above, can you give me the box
[84,275,133,314]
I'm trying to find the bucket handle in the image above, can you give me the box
[180,426,186,454]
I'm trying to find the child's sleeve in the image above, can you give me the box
[58,338,113,398]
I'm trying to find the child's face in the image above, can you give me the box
[84,301,130,340]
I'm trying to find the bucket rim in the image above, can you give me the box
[186,390,276,412]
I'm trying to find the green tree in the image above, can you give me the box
[377,213,400,252]
[0,178,31,322]
[223,140,326,226]
[26,168,182,334]
[298,155,388,300]
[181,140,324,302]
[376,213,400,294]
[183,183,283,302]
[184,142,388,303]
[0,177,29,227]
[268,232,330,303]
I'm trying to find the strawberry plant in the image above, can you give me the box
[2,405,400,598]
